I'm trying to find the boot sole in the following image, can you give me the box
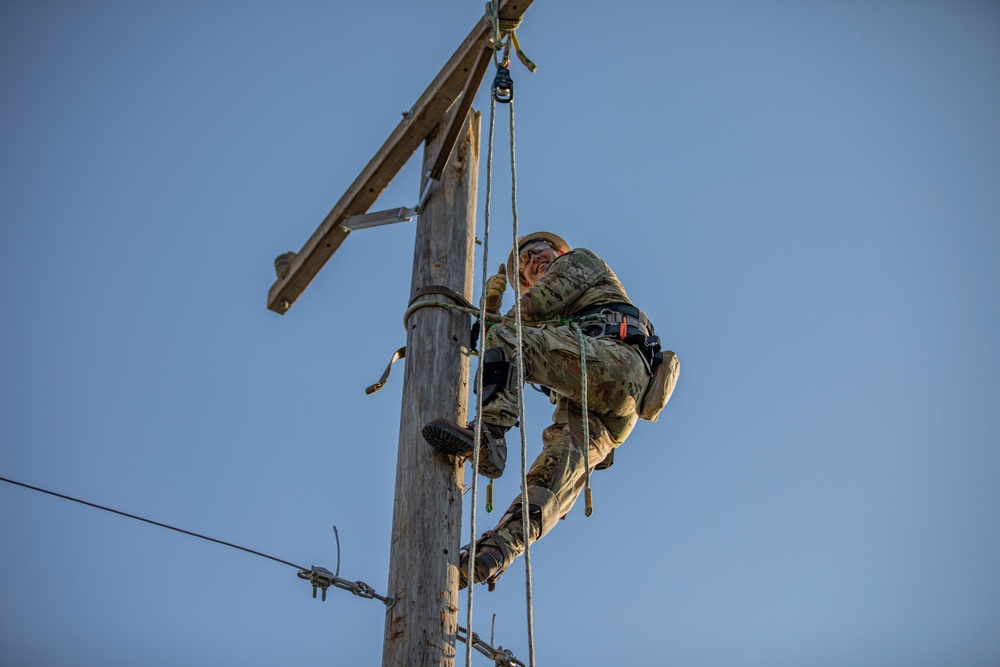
[422,422,504,479]
[422,422,474,457]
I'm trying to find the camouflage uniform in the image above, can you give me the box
[479,247,650,567]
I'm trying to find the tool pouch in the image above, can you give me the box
[638,349,679,422]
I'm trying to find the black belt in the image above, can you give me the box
[573,303,654,339]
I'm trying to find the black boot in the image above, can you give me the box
[421,417,508,478]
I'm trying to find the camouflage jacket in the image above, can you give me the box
[511,248,632,322]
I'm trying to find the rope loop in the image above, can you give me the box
[466,11,535,663]
[484,1,523,34]
[484,1,538,72]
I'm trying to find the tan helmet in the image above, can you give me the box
[506,231,570,294]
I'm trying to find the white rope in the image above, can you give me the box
[463,36,498,667]
[465,3,536,665]
[507,72,537,667]
[464,4,504,664]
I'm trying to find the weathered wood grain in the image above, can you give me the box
[381,109,480,667]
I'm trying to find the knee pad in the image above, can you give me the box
[497,501,544,541]
[499,485,559,540]
[477,347,516,405]
[525,485,560,539]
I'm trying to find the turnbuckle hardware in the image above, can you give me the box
[297,565,394,607]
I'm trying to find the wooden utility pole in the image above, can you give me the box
[383,108,480,667]
[266,3,534,665]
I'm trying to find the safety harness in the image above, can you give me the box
[572,302,663,371]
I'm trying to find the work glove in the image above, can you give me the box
[484,264,507,314]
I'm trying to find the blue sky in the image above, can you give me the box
[2,1,998,665]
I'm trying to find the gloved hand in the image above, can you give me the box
[484,264,507,313]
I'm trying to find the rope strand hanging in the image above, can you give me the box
[465,3,539,666]
[464,34,497,667]
[505,53,538,667]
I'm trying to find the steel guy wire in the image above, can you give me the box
[0,475,307,571]
[3,475,533,663]
[0,477,536,667]
[0,476,390,607]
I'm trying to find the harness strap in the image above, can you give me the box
[408,284,475,310]
[365,346,406,395]
[573,302,653,336]
[372,287,475,396]
[574,314,651,341]
[572,303,662,373]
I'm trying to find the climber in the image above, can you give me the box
[422,231,677,589]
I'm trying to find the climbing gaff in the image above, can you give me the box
[492,64,514,103]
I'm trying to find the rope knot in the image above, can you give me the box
[484,3,522,34]
[484,1,538,73]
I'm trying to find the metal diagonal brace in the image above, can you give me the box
[340,207,415,232]
[456,625,525,667]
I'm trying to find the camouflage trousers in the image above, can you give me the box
[479,322,649,564]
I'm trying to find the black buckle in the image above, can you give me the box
[644,335,663,368]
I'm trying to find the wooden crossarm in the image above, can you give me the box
[267,0,535,314]
[427,45,493,182]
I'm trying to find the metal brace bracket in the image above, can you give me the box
[341,207,415,232]
[457,625,525,667]
[338,173,435,233]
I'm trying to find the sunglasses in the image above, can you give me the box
[517,241,555,267]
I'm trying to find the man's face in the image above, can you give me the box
[519,241,562,287]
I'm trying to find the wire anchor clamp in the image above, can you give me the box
[297,565,394,608]
[298,566,336,601]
